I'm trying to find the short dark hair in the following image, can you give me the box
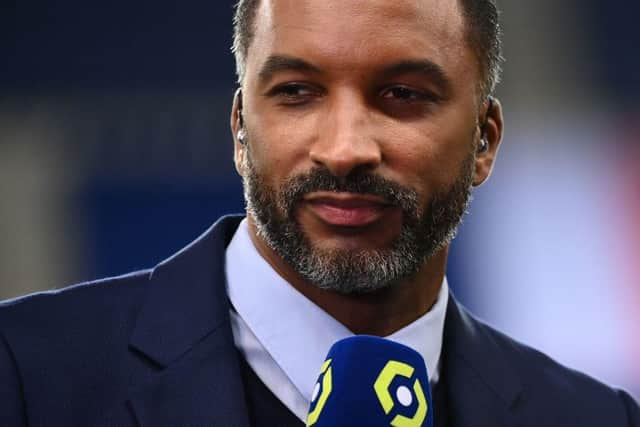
[232,0,503,99]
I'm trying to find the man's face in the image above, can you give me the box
[234,0,496,293]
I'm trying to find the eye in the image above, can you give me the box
[267,82,323,105]
[380,85,438,103]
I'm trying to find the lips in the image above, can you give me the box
[303,193,392,227]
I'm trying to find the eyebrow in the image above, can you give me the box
[257,54,322,85]
[381,59,452,93]
[257,55,452,93]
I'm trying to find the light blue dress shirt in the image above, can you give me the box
[225,219,449,422]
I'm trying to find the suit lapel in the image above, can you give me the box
[127,215,250,427]
[128,328,250,427]
[443,295,524,427]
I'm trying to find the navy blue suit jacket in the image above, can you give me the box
[1,215,638,426]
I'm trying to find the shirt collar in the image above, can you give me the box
[225,218,448,401]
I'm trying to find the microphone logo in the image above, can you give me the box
[305,337,433,427]
[373,360,428,427]
[306,359,334,426]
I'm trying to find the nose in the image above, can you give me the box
[309,93,382,178]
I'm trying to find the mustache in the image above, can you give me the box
[279,168,419,213]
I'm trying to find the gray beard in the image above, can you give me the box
[241,147,474,295]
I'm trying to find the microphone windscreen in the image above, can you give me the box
[306,335,434,427]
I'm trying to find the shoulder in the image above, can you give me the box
[0,270,152,357]
[474,313,640,423]
[0,214,242,357]
[0,271,158,425]
[1,269,152,325]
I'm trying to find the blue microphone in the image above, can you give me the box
[306,336,434,427]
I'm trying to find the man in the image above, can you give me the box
[1,0,638,426]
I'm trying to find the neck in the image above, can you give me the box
[247,220,448,336]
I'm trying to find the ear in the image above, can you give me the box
[230,88,246,176]
[473,97,504,187]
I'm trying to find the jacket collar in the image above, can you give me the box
[443,295,524,427]
[127,215,248,427]
[129,215,243,367]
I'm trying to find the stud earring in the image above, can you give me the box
[478,137,489,153]
[237,128,246,145]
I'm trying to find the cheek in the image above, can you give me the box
[249,112,320,178]
[380,122,473,199]
[246,130,306,193]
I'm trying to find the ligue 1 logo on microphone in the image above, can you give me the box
[306,337,432,427]
[373,360,428,427]
[307,358,334,426]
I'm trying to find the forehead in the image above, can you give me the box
[246,0,475,82]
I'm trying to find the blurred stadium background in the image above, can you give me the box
[1,1,638,398]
